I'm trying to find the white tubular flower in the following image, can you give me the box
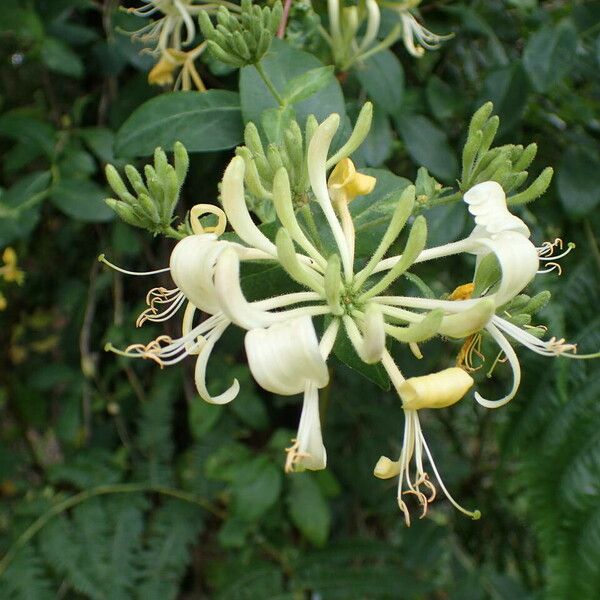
[244,315,329,395]
[376,358,480,525]
[245,316,331,472]
[127,0,201,54]
[399,11,452,57]
[464,181,530,239]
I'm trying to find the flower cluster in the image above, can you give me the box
[105,111,584,526]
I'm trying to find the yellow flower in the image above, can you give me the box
[328,158,376,206]
[398,367,474,410]
[0,248,24,285]
[148,45,207,91]
[148,55,176,86]
[0,292,6,311]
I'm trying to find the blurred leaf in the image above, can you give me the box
[426,76,464,121]
[115,91,244,157]
[0,1,44,40]
[189,400,223,440]
[230,456,282,521]
[0,170,51,245]
[355,50,404,115]
[425,203,467,247]
[40,37,85,79]
[523,21,577,93]
[50,178,115,222]
[0,113,56,157]
[287,473,331,546]
[395,114,458,182]
[282,66,335,105]
[357,108,393,167]
[557,146,600,218]
[79,127,116,162]
[240,39,345,136]
[478,62,529,134]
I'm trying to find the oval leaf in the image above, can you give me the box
[115,90,244,157]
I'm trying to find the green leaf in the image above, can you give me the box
[557,146,600,218]
[0,170,51,246]
[239,39,345,135]
[426,76,464,121]
[477,62,529,134]
[332,323,390,390]
[0,1,44,41]
[425,203,467,247]
[50,178,115,222]
[287,473,331,546]
[261,105,295,145]
[355,50,404,115]
[230,456,282,521]
[282,66,335,105]
[79,127,116,162]
[40,37,84,79]
[523,20,577,93]
[350,168,411,258]
[395,115,458,182]
[115,91,244,157]
[189,400,223,440]
[356,108,393,167]
[0,113,56,157]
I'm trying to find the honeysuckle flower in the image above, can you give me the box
[378,0,452,57]
[148,44,207,90]
[323,0,396,70]
[374,365,479,525]
[367,181,582,408]
[126,0,238,55]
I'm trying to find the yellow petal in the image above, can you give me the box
[373,455,401,479]
[399,367,474,410]
[328,158,376,204]
[148,57,176,86]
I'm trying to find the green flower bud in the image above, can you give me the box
[124,165,148,196]
[174,141,189,187]
[468,102,494,138]
[105,199,142,228]
[507,167,553,205]
[514,143,537,171]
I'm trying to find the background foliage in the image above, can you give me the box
[1,0,600,598]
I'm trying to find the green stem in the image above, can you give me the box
[425,190,462,209]
[0,483,224,578]
[254,62,285,106]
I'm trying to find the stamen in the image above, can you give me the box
[98,254,170,276]
[537,262,562,275]
[284,439,311,473]
[456,333,484,372]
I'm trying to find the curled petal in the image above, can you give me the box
[475,323,521,408]
[473,231,539,306]
[221,156,277,257]
[214,248,277,329]
[245,315,330,395]
[169,234,229,314]
[194,323,240,404]
[465,181,530,238]
[439,298,495,339]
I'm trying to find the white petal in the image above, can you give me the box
[473,231,539,306]
[464,181,530,238]
[214,247,277,329]
[169,234,228,314]
[244,315,330,395]
[295,381,327,470]
[307,114,354,280]
[475,323,521,409]
[221,156,277,257]
[194,322,240,404]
